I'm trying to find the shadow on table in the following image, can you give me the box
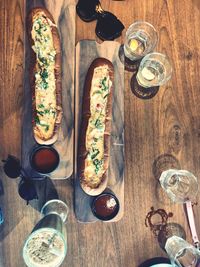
[30,177,59,211]
[152,153,181,181]
[0,165,72,242]
[152,154,181,204]
[118,44,141,73]
[130,73,159,100]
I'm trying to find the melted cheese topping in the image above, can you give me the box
[84,65,112,187]
[31,14,57,140]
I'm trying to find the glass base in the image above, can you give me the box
[118,44,141,72]
[130,73,159,99]
[41,199,69,223]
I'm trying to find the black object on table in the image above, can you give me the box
[138,257,171,267]
[76,0,124,40]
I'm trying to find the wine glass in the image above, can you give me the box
[165,236,200,267]
[159,169,199,203]
[23,199,69,267]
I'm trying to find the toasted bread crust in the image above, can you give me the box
[78,58,114,196]
[27,7,62,145]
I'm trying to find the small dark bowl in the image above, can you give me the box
[30,145,60,174]
[91,192,120,221]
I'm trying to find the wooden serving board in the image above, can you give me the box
[74,40,124,222]
[22,0,76,179]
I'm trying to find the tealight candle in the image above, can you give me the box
[141,67,155,81]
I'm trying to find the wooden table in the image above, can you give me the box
[1,0,200,266]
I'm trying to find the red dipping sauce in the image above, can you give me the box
[30,146,59,174]
[92,193,120,221]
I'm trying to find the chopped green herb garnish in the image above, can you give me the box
[91,150,100,160]
[41,69,48,80]
[95,119,103,129]
[45,125,49,132]
[35,28,41,35]
[51,111,56,118]
[38,104,45,109]
[39,122,50,132]
[103,93,109,99]
[101,77,108,91]
[36,110,44,116]
[40,81,48,89]
[44,109,50,114]
[93,159,103,174]
[39,57,48,66]
[95,90,102,94]
[35,115,40,124]
[93,159,100,166]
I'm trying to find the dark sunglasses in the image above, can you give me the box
[2,155,45,204]
[76,0,125,40]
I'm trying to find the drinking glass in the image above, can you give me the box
[136,52,172,87]
[23,199,69,267]
[165,236,200,267]
[159,169,199,203]
[124,21,158,61]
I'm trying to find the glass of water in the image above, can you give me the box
[136,52,173,87]
[165,236,200,267]
[23,199,69,267]
[159,169,199,203]
[124,21,158,61]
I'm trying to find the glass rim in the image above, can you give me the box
[127,20,157,32]
[22,227,67,267]
[41,199,69,223]
[140,52,172,63]
[139,52,173,79]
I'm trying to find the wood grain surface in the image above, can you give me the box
[1,0,200,267]
[75,40,124,222]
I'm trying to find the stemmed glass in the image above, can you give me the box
[23,199,69,267]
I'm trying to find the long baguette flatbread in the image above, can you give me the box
[27,7,62,145]
[78,58,114,196]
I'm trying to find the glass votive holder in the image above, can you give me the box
[136,52,173,88]
[124,21,158,61]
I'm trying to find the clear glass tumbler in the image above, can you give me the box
[124,21,158,61]
[136,52,173,87]
[23,199,69,267]
[159,169,199,203]
[165,236,200,267]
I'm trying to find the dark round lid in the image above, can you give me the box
[91,192,120,221]
[30,145,60,174]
